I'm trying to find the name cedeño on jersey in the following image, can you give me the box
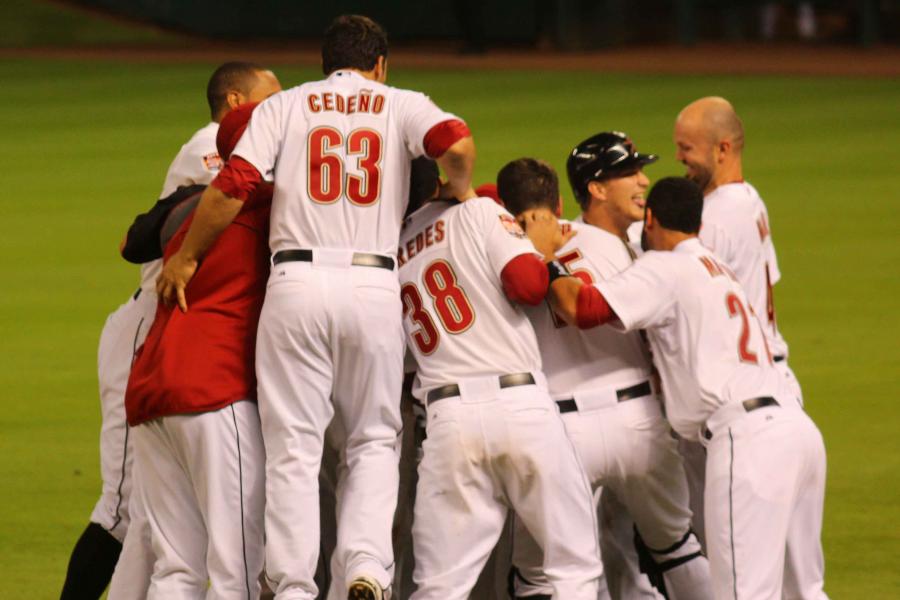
[397,219,446,267]
[307,90,386,115]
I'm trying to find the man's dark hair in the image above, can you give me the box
[405,157,440,218]
[206,61,265,121]
[496,158,559,217]
[645,177,704,234]
[322,15,388,75]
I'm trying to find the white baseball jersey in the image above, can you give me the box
[700,182,788,357]
[139,122,221,294]
[398,197,542,397]
[233,70,458,257]
[596,238,786,440]
[526,218,652,398]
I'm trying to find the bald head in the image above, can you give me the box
[673,96,745,194]
[677,96,744,151]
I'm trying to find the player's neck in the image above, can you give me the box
[582,210,629,241]
[707,162,743,195]
[655,230,696,251]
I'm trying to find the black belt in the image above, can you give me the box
[556,380,652,414]
[774,355,785,363]
[133,288,142,300]
[702,396,779,440]
[426,373,535,405]
[272,249,395,271]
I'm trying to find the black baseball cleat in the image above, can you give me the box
[347,576,384,600]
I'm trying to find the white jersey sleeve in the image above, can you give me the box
[594,252,679,331]
[393,90,459,158]
[230,93,285,182]
[481,202,541,277]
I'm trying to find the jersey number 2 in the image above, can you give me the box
[308,126,382,205]
[725,292,772,365]
[401,260,475,354]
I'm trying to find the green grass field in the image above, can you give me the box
[1,57,898,598]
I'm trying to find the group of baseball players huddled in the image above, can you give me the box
[59,13,828,600]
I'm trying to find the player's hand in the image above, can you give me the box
[156,251,198,313]
[518,208,575,260]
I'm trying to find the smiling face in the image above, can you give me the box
[674,117,716,194]
[604,169,650,224]
[584,168,650,237]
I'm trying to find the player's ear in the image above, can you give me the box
[587,180,606,202]
[716,138,731,162]
[555,194,563,217]
[376,56,388,83]
[226,90,243,111]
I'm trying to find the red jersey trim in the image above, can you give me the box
[501,254,548,306]
[211,156,262,201]
[576,285,617,329]
[423,119,471,159]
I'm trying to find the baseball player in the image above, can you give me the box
[398,161,603,600]
[61,61,280,600]
[674,96,800,402]
[539,177,827,600]
[121,102,271,598]
[672,96,802,549]
[498,153,712,600]
[157,15,476,600]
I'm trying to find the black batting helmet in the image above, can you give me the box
[567,131,658,207]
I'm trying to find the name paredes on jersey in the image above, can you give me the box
[397,220,446,267]
[307,90,386,115]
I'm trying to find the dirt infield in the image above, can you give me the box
[3,42,899,77]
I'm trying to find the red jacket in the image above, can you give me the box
[125,186,272,426]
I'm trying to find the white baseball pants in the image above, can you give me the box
[512,394,712,600]
[132,401,266,599]
[257,259,404,599]
[91,289,156,541]
[702,401,827,600]
[411,378,603,600]
[597,490,664,600]
[107,460,152,600]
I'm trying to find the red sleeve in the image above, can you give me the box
[576,285,618,329]
[210,156,263,201]
[423,119,471,158]
[501,254,549,306]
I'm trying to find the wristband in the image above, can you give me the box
[546,259,572,284]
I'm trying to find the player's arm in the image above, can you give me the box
[157,156,262,311]
[435,135,476,201]
[120,184,207,263]
[546,277,617,328]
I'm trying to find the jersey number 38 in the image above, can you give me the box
[401,260,475,354]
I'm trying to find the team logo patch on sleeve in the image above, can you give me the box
[499,214,526,238]
[202,153,224,173]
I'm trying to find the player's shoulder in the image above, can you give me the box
[566,220,633,262]
[402,200,457,238]
[181,122,219,153]
[704,182,762,222]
